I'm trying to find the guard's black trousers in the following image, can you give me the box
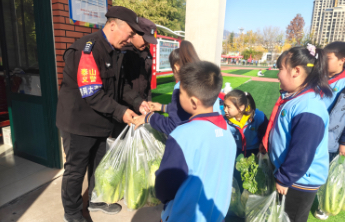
[61,131,106,219]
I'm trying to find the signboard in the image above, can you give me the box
[69,0,108,28]
[156,39,179,72]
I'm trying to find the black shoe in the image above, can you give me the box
[63,215,88,222]
[88,202,122,215]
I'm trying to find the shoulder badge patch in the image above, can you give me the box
[333,86,339,92]
[84,40,95,54]
[281,109,287,117]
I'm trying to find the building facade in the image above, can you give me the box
[0,0,111,169]
[312,0,345,45]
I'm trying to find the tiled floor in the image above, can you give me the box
[0,144,63,207]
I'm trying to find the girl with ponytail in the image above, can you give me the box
[223,89,268,158]
[262,44,332,222]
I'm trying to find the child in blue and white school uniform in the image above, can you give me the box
[153,61,236,222]
[262,45,333,222]
[133,40,199,134]
[314,41,345,220]
[134,40,223,134]
[223,90,268,158]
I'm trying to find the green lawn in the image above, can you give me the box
[238,69,263,77]
[151,82,175,98]
[222,69,279,79]
[222,69,238,73]
[156,74,174,84]
[262,70,279,79]
[222,69,252,75]
[222,76,251,89]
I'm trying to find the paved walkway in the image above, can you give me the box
[221,66,278,70]
[0,175,163,222]
[222,73,279,83]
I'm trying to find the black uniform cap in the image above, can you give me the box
[105,6,144,35]
[138,17,157,44]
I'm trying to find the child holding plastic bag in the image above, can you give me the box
[323,41,345,162]
[314,41,345,220]
[223,90,268,194]
[262,45,332,222]
[223,90,268,157]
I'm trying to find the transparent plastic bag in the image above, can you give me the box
[317,155,345,216]
[256,153,274,196]
[92,128,129,204]
[245,191,290,222]
[228,177,246,218]
[91,124,166,210]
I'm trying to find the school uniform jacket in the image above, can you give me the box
[328,88,345,153]
[322,70,345,153]
[145,82,223,135]
[227,109,268,152]
[269,90,329,192]
[155,113,236,222]
[323,69,345,111]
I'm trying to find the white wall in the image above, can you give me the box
[185,0,227,66]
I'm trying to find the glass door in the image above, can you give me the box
[0,0,61,168]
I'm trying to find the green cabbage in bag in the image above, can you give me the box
[91,124,166,210]
[318,155,345,216]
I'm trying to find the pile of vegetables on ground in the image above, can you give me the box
[91,124,166,210]
[317,155,345,216]
[228,153,290,221]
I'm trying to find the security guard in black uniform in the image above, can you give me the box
[112,17,157,138]
[56,6,150,222]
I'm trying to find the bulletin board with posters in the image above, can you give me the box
[156,39,180,72]
[69,0,108,28]
[150,35,182,89]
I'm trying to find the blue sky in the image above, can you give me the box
[224,0,314,34]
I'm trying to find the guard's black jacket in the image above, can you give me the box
[56,30,144,137]
[119,43,153,109]
[112,43,153,138]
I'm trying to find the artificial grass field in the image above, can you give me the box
[152,75,251,105]
[152,74,345,221]
[223,69,279,79]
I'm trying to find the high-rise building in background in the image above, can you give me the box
[311,0,345,45]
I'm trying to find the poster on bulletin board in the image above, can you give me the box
[156,40,180,72]
[69,0,108,28]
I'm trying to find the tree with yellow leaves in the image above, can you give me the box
[113,0,186,36]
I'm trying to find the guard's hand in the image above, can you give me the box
[258,144,267,154]
[276,182,288,195]
[149,102,163,112]
[122,109,138,126]
[339,144,345,156]
[133,115,146,130]
[139,101,150,115]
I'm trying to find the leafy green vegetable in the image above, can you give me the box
[318,155,345,216]
[236,154,259,194]
[147,159,162,206]
[235,153,273,195]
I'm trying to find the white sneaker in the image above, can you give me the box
[314,209,329,220]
